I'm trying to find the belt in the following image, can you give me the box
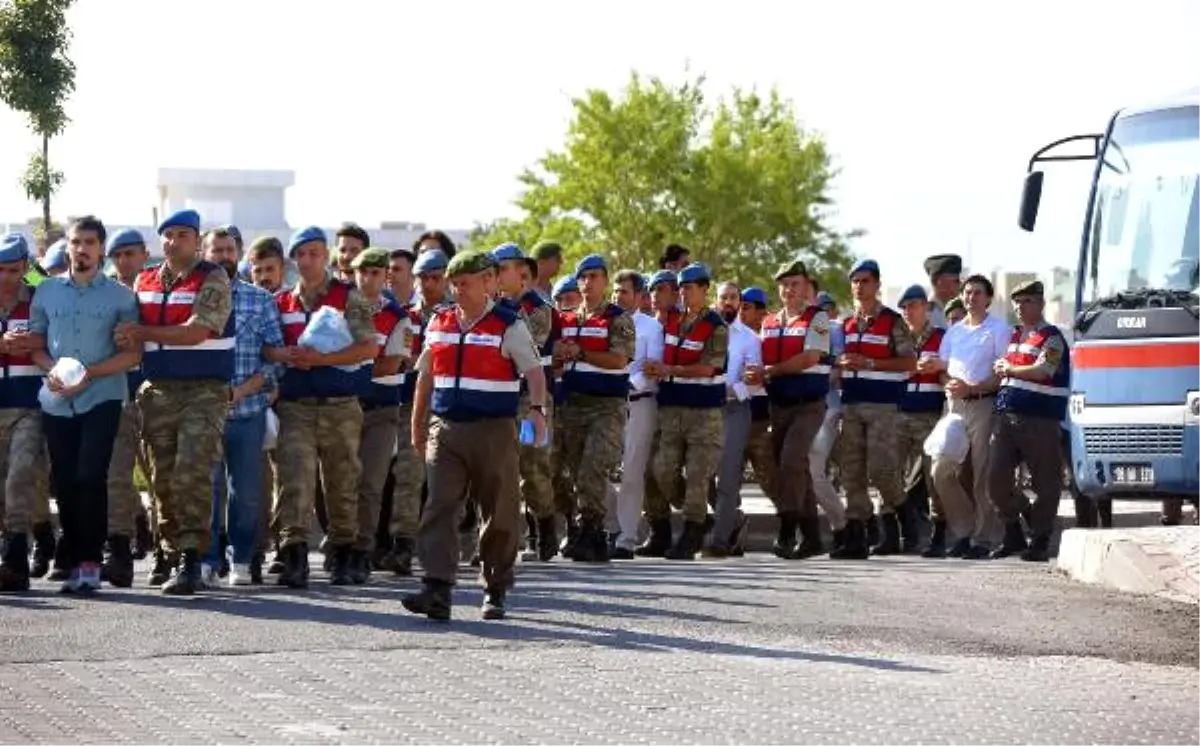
[963,393,996,401]
[360,401,399,412]
[629,391,655,402]
[290,396,358,406]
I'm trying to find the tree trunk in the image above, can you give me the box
[41,132,51,236]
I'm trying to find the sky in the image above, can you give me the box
[0,0,1197,286]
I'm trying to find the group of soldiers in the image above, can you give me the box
[0,209,1083,620]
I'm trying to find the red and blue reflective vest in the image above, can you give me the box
[518,288,559,387]
[0,288,42,409]
[994,324,1071,420]
[427,303,521,421]
[657,308,727,409]
[560,303,629,398]
[277,280,369,400]
[362,299,406,408]
[841,307,908,405]
[398,304,424,405]
[760,306,831,405]
[899,326,946,413]
[135,261,235,382]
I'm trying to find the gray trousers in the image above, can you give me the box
[711,400,752,548]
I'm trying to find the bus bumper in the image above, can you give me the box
[1070,405,1199,501]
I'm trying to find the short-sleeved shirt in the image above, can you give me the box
[522,302,553,349]
[938,312,1010,385]
[294,276,376,345]
[415,300,542,377]
[29,272,140,417]
[159,260,233,335]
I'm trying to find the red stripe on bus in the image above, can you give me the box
[1074,343,1199,369]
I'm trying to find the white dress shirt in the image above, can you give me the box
[725,318,764,402]
[628,310,665,394]
[938,312,1011,385]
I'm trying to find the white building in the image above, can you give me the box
[3,167,472,258]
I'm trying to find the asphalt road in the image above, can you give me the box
[0,553,1195,744]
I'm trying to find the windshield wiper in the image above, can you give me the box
[1075,287,1199,333]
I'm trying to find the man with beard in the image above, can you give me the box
[199,229,284,586]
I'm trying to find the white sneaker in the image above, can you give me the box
[199,562,220,589]
[229,563,251,586]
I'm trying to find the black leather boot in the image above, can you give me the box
[102,535,135,588]
[773,512,799,558]
[535,517,558,562]
[249,552,265,584]
[402,578,452,621]
[30,522,56,579]
[0,533,31,593]
[389,537,415,576]
[634,519,672,557]
[560,517,580,559]
[990,522,1029,559]
[1021,534,1051,562]
[481,586,506,620]
[790,516,824,559]
[133,512,153,560]
[871,513,902,556]
[922,520,948,558]
[829,519,870,560]
[277,543,309,589]
[865,513,880,547]
[347,549,370,584]
[571,520,610,563]
[148,548,173,586]
[665,520,705,560]
[161,550,202,595]
[897,502,922,554]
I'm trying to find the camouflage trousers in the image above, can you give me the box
[652,406,723,524]
[138,380,228,554]
[898,410,941,519]
[355,405,399,553]
[389,402,425,539]
[518,395,555,520]
[275,398,363,549]
[257,446,278,554]
[106,400,148,538]
[558,394,625,522]
[837,402,905,522]
[551,402,575,518]
[0,408,43,536]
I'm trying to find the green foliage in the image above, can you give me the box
[21,147,62,203]
[471,71,860,301]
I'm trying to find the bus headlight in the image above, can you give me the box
[1069,393,1086,417]
[1187,391,1200,423]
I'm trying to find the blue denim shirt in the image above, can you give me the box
[30,272,139,417]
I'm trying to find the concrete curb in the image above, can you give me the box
[1056,526,1200,604]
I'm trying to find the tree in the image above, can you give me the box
[0,0,76,238]
[470,72,861,300]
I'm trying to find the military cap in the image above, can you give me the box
[351,247,390,270]
[814,290,836,309]
[849,258,880,279]
[0,233,30,263]
[1010,279,1044,299]
[677,262,711,285]
[740,286,769,306]
[41,239,68,271]
[773,258,809,282]
[647,269,679,291]
[897,284,928,307]
[106,227,146,257]
[414,248,449,275]
[923,253,963,280]
[288,226,327,257]
[157,208,201,235]
[574,253,608,279]
[552,275,579,298]
[943,296,966,317]
[248,235,284,256]
[446,249,496,278]
[532,242,563,261]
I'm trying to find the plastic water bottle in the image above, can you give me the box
[519,418,537,446]
[52,357,86,387]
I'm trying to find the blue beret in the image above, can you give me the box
[157,208,201,236]
[574,253,607,279]
[648,269,679,291]
[740,286,769,306]
[552,275,579,298]
[897,284,928,307]
[41,239,68,271]
[288,226,327,257]
[414,248,449,275]
[677,262,711,285]
[106,227,146,257]
[849,258,880,279]
[0,233,30,263]
[489,242,526,264]
[223,224,243,247]
[814,291,836,309]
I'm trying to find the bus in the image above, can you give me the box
[1017,87,1199,503]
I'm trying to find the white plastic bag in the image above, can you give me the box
[296,306,361,373]
[263,408,279,451]
[924,412,969,464]
[38,357,87,409]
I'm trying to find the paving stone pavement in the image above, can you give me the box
[0,555,1195,744]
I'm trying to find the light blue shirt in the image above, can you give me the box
[828,318,846,409]
[628,310,664,393]
[30,271,139,417]
[725,318,763,401]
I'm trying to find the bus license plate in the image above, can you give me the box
[1112,464,1155,486]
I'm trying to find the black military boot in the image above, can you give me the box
[560,517,580,559]
[481,586,506,620]
[148,548,173,586]
[665,520,705,560]
[773,512,799,558]
[371,535,393,570]
[990,522,1029,559]
[401,578,452,621]
[102,535,135,588]
[46,538,70,582]
[390,537,415,576]
[30,522,56,579]
[897,502,922,554]
[0,533,31,593]
[634,519,672,557]
[790,516,824,559]
[267,540,286,575]
[922,520,948,558]
[161,550,202,595]
[1021,534,1051,562]
[829,519,870,560]
[831,525,848,554]
[571,520,610,563]
[277,543,309,589]
[249,552,265,585]
[133,512,153,560]
[347,549,370,584]
[218,531,231,579]
[946,536,971,558]
[871,513,902,556]
[536,517,558,562]
[865,513,880,547]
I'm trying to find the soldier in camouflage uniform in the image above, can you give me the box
[831,259,917,559]
[555,255,635,563]
[265,226,379,588]
[490,243,559,561]
[549,275,581,547]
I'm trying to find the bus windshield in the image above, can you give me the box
[1084,105,1199,302]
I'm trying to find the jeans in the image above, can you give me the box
[43,399,123,567]
[206,411,267,566]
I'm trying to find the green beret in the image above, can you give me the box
[446,249,496,278]
[532,242,563,261]
[1010,279,1044,299]
[923,254,962,279]
[351,247,390,270]
[773,258,809,282]
[943,297,966,317]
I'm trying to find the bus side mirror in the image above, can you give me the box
[1018,171,1044,232]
